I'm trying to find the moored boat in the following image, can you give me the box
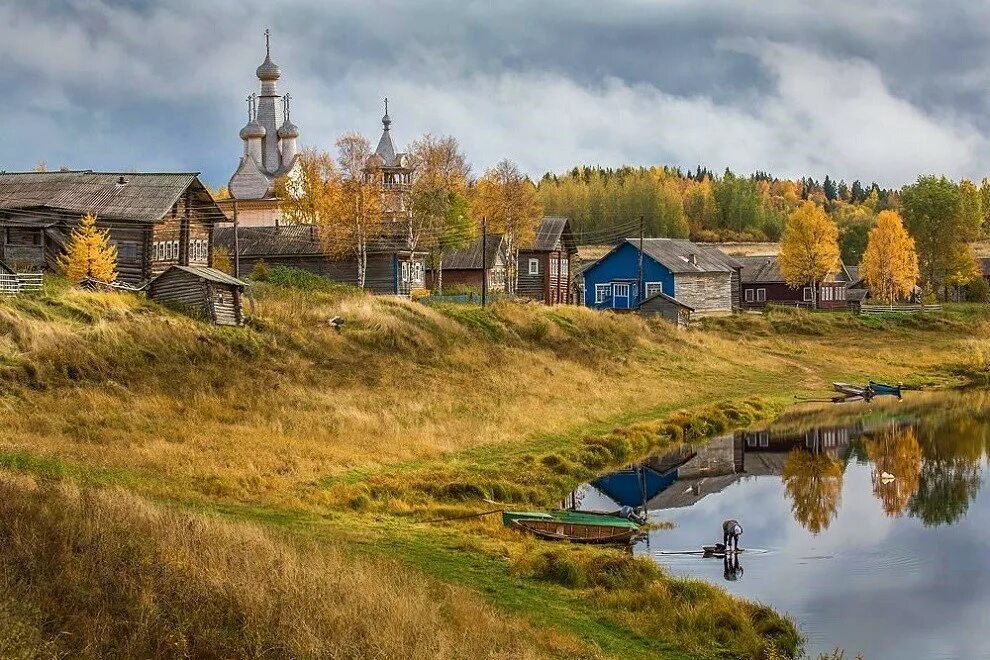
[502,510,643,545]
[833,382,868,398]
[868,381,903,398]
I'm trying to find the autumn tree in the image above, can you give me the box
[901,176,981,299]
[781,449,844,534]
[59,213,118,283]
[276,147,339,227]
[409,134,473,290]
[778,201,840,308]
[865,426,923,517]
[861,210,920,303]
[472,159,542,294]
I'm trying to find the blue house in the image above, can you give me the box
[582,238,741,314]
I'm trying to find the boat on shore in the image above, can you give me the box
[833,382,871,399]
[502,510,643,545]
[868,381,903,398]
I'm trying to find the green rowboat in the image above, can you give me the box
[502,510,643,545]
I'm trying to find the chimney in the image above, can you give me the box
[689,253,698,266]
[116,176,127,186]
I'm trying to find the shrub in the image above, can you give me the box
[249,259,270,281]
[966,277,990,303]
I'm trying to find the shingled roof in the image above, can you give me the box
[441,234,504,270]
[736,254,848,284]
[0,171,223,223]
[530,216,576,252]
[637,238,741,274]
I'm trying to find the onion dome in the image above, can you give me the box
[277,120,299,139]
[256,29,281,81]
[240,120,266,140]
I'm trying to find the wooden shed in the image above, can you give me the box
[148,265,247,326]
[638,290,693,327]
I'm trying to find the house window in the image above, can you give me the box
[163,241,172,260]
[613,283,630,298]
[115,241,138,260]
[645,282,663,298]
[401,261,410,282]
[561,258,569,273]
[413,261,423,282]
[803,287,813,302]
[528,258,539,275]
[595,283,610,304]
[756,288,766,302]
[551,259,558,277]
[745,288,755,303]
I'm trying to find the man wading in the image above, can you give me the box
[722,519,743,552]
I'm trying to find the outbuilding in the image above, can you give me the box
[148,265,248,326]
[637,290,694,327]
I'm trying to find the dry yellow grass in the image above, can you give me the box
[0,473,559,660]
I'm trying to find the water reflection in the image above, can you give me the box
[570,391,990,659]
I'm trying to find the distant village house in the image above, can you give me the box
[736,255,851,310]
[426,233,508,292]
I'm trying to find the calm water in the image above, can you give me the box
[572,390,990,659]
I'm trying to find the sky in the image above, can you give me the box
[2,0,989,190]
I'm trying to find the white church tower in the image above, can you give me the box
[228,30,300,209]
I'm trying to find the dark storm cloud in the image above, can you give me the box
[1,1,988,188]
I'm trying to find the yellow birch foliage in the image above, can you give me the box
[861,210,920,303]
[778,201,840,296]
[58,213,117,283]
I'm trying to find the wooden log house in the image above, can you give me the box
[736,255,849,310]
[517,216,577,305]
[0,171,226,285]
[425,233,507,292]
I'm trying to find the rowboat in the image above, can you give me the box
[833,382,870,398]
[868,381,903,398]
[502,510,643,545]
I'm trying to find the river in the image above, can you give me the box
[571,390,990,659]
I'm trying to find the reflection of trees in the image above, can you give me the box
[782,449,844,534]
[865,426,923,516]
[907,421,982,527]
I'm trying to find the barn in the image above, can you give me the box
[148,265,248,326]
[582,238,741,314]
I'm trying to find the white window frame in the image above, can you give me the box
[528,258,539,276]
[550,259,559,277]
[401,261,410,282]
[595,283,610,304]
[613,282,631,299]
[172,240,179,260]
[803,287,813,302]
[756,288,766,302]
[645,282,663,299]
[744,288,755,303]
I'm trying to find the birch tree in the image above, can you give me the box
[861,210,919,303]
[472,160,542,295]
[778,201,840,309]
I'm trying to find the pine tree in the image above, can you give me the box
[58,213,118,283]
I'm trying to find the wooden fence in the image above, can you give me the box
[0,273,43,295]
[859,303,942,315]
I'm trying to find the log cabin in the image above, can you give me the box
[582,238,741,314]
[213,225,427,295]
[517,216,577,305]
[148,265,247,326]
[736,255,849,310]
[425,234,507,292]
[0,171,225,285]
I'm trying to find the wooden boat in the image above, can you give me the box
[868,381,903,397]
[502,510,642,545]
[833,382,867,397]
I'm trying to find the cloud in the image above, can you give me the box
[0,1,988,189]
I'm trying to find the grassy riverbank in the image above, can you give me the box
[0,277,988,658]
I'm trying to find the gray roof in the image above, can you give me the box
[0,260,13,275]
[736,255,784,283]
[441,234,504,270]
[0,171,223,223]
[641,289,694,310]
[531,216,576,252]
[155,265,247,287]
[375,124,396,165]
[214,223,415,257]
[636,239,741,274]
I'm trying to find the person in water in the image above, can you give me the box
[722,519,743,551]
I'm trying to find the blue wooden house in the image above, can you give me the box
[582,238,741,314]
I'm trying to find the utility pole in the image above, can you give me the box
[637,214,645,307]
[232,199,241,279]
[481,216,488,307]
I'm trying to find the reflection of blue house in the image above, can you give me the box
[592,467,677,508]
[582,239,741,314]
